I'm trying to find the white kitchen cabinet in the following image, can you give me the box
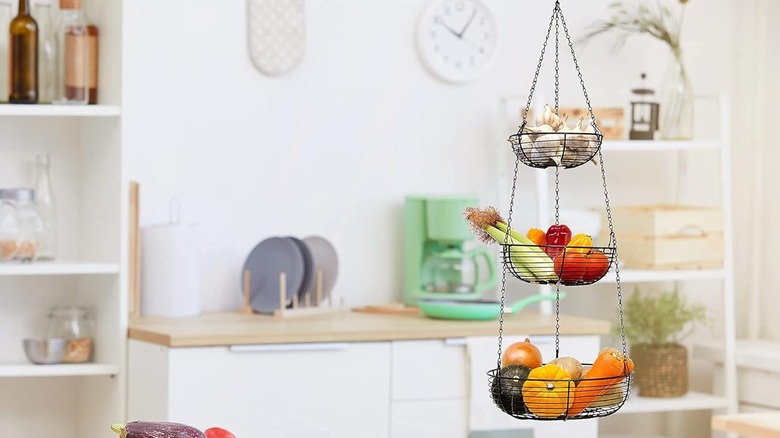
[0,1,125,436]
[128,340,391,438]
[390,339,469,438]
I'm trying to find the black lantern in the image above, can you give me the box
[629,73,659,140]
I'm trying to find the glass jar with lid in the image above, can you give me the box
[0,188,45,261]
[0,190,20,261]
[46,305,94,363]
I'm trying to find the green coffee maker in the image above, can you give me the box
[403,195,498,306]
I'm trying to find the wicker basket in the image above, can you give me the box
[631,344,688,397]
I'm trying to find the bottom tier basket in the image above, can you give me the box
[488,366,633,420]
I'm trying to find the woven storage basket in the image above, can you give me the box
[631,344,688,397]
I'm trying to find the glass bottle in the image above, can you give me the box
[0,188,45,261]
[9,0,38,104]
[54,0,88,104]
[32,0,56,103]
[35,153,56,259]
[0,0,13,101]
[46,305,93,363]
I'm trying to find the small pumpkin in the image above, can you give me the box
[490,364,532,415]
[521,364,574,418]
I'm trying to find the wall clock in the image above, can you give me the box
[416,0,498,83]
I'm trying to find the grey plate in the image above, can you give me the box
[241,237,305,314]
[286,236,315,304]
[302,235,339,303]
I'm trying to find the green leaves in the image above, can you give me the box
[621,288,708,348]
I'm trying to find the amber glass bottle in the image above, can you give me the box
[9,0,39,103]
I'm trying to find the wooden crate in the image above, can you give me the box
[603,204,724,269]
[616,234,723,269]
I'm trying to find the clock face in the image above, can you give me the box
[416,0,498,83]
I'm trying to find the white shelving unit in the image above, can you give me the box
[496,95,738,432]
[0,1,125,437]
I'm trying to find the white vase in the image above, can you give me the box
[659,51,694,140]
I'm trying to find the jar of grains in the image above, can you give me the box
[46,305,93,363]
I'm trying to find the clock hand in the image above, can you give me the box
[439,20,462,38]
[457,9,477,38]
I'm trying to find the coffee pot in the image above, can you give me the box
[421,246,496,294]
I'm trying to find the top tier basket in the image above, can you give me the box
[486,0,632,422]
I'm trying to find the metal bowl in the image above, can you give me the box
[23,338,67,364]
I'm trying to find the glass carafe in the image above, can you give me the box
[35,154,56,259]
[421,246,496,295]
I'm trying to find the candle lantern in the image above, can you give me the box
[629,73,660,140]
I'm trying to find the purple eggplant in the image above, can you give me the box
[111,421,206,438]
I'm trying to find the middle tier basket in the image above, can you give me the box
[473,0,634,422]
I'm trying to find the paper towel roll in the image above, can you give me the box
[140,222,201,317]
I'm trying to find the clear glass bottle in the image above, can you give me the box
[46,305,93,363]
[54,0,88,104]
[0,188,45,261]
[34,154,56,259]
[32,0,56,103]
[0,0,13,102]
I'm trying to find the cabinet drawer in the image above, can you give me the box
[166,342,391,437]
[392,339,467,400]
[391,399,467,438]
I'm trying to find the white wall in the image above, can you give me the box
[122,0,738,313]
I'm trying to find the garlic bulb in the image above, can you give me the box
[535,104,561,128]
[534,133,564,166]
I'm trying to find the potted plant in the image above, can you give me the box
[622,287,708,397]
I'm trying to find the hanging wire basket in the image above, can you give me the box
[487,0,633,422]
[509,129,603,169]
[500,243,617,285]
[488,366,632,420]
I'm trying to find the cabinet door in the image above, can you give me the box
[166,342,391,438]
[392,339,467,400]
[391,399,468,438]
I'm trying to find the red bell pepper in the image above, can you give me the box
[545,224,572,259]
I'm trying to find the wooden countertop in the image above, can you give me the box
[712,412,780,437]
[127,309,611,347]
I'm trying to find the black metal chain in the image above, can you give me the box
[522,3,558,124]
[596,148,627,358]
[554,9,560,114]
[497,153,522,369]
[558,1,598,131]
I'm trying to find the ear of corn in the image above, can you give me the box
[483,225,536,279]
[494,222,558,281]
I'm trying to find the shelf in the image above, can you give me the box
[0,104,121,117]
[694,339,780,373]
[0,261,120,276]
[601,140,723,152]
[600,268,724,283]
[617,391,729,414]
[0,363,119,377]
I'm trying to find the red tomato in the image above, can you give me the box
[553,251,586,283]
[581,250,610,282]
[204,427,237,438]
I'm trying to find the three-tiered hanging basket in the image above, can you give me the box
[488,0,633,421]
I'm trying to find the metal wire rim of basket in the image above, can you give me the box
[488,367,633,420]
[500,244,616,286]
[508,129,604,169]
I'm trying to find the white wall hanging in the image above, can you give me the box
[247,0,306,77]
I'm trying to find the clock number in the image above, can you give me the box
[456,1,464,11]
